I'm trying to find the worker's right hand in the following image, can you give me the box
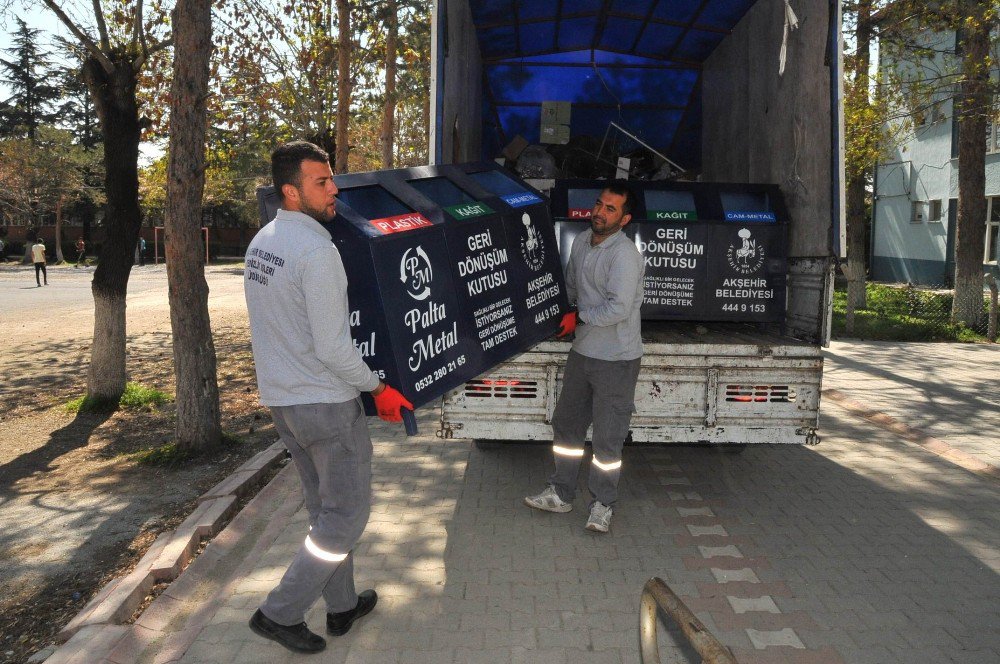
[373,384,414,423]
[556,311,578,338]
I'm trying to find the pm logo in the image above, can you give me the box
[400,245,432,300]
[726,228,765,275]
[519,212,546,271]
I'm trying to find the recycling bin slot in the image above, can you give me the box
[720,191,777,222]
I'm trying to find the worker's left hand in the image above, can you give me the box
[373,384,414,422]
[556,311,578,338]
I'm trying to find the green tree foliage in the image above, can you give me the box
[0,17,61,140]
[0,125,104,225]
[214,0,431,172]
[351,0,431,170]
[53,47,102,150]
[140,142,267,229]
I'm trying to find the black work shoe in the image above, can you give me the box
[249,609,326,653]
[327,589,378,635]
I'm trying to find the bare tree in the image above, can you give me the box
[164,0,221,451]
[40,0,171,405]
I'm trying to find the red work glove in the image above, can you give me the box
[373,385,414,422]
[556,311,578,338]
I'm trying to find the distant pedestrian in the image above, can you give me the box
[0,237,6,262]
[138,236,146,266]
[75,237,86,267]
[32,240,48,286]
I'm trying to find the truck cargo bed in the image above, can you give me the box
[439,322,822,445]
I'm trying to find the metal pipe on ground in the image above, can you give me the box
[639,577,738,664]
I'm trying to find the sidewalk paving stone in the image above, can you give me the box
[37,342,1000,664]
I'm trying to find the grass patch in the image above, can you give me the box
[65,382,170,414]
[833,283,989,342]
[119,383,169,410]
[133,431,245,467]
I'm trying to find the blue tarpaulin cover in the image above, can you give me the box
[467,0,761,169]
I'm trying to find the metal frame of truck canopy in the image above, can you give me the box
[430,0,845,445]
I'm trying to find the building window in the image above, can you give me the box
[928,199,943,222]
[988,118,1000,154]
[987,197,1000,263]
[911,201,926,223]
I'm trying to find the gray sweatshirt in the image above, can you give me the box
[566,228,645,361]
[244,209,380,406]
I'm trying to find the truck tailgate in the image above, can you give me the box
[440,323,822,445]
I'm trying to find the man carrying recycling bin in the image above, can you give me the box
[244,141,412,654]
[525,181,645,534]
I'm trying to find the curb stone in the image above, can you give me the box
[49,441,286,649]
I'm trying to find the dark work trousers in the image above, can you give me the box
[34,262,47,285]
[549,350,641,507]
[260,398,372,626]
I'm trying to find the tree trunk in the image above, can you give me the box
[90,290,128,406]
[845,170,869,332]
[165,0,221,452]
[951,1,990,326]
[844,0,872,327]
[335,0,352,173]
[54,194,65,263]
[83,55,143,403]
[380,0,398,169]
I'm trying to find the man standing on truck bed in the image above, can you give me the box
[244,141,413,653]
[524,181,644,533]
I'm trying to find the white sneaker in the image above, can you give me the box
[585,502,613,533]
[524,486,572,513]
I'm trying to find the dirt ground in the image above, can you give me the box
[0,262,274,664]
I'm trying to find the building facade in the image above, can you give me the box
[871,29,999,286]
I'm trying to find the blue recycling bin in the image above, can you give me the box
[256,163,569,419]
[549,180,788,323]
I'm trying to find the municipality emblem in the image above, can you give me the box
[519,212,546,271]
[726,228,765,275]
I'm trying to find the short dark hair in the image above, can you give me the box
[271,141,330,201]
[602,180,636,217]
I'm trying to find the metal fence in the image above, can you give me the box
[833,280,999,342]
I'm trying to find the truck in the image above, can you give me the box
[429,0,845,447]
